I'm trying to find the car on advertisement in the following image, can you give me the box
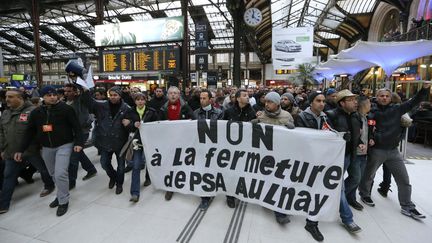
[274,40,302,52]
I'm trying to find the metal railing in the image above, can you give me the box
[384,20,432,42]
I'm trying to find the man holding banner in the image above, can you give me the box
[193,89,224,210]
[139,99,347,226]
[252,91,294,225]
[159,86,195,201]
[222,88,256,208]
[295,91,334,241]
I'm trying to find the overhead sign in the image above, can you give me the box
[272,27,313,70]
[195,54,208,71]
[195,21,209,53]
[101,46,181,73]
[207,71,218,86]
[140,120,345,221]
[95,16,184,47]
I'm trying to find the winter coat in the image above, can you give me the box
[253,109,294,128]
[20,101,84,150]
[326,107,362,157]
[66,93,93,134]
[295,107,331,130]
[193,106,224,120]
[88,95,132,152]
[0,102,39,159]
[159,98,195,120]
[370,87,430,149]
[148,96,167,111]
[124,106,160,143]
[223,103,256,122]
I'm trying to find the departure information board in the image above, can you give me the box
[101,46,180,72]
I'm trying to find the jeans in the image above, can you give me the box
[0,155,55,209]
[68,134,97,183]
[130,149,144,196]
[359,148,415,210]
[100,150,125,187]
[340,154,354,225]
[345,155,367,202]
[42,143,73,205]
[380,163,392,189]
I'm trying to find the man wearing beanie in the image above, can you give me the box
[281,92,301,120]
[86,86,132,195]
[324,88,338,112]
[252,91,294,225]
[15,86,84,217]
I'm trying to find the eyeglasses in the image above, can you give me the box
[344,97,357,102]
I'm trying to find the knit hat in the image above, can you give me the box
[109,86,122,96]
[281,92,295,104]
[308,91,324,103]
[326,88,337,96]
[40,86,58,97]
[265,91,281,105]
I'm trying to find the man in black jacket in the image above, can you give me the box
[193,89,223,210]
[326,89,362,234]
[295,91,330,242]
[148,87,167,111]
[222,88,256,208]
[64,83,97,189]
[88,86,132,195]
[359,83,430,219]
[223,89,256,122]
[15,86,84,217]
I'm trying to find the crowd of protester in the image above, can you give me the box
[0,71,430,241]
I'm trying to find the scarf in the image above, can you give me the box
[264,107,281,118]
[167,99,181,120]
[136,106,146,120]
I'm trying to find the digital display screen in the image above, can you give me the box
[101,46,180,72]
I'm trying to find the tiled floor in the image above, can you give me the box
[0,146,431,243]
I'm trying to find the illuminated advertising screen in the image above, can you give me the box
[95,16,184,47]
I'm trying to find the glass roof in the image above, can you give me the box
[0,0,378,63]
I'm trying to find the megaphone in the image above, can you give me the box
[65,60,84,77]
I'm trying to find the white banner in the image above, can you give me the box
[140,120,345,221]
[272,27,314,70]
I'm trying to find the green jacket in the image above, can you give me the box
[0,102,39,160]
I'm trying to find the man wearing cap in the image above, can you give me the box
[87,86,132,195]
[359,83,431,219]
[324,88,338,112]
[252,91,294,225]
[15,86,84,216]
[326,89,362,234]
[0,89,55,214]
